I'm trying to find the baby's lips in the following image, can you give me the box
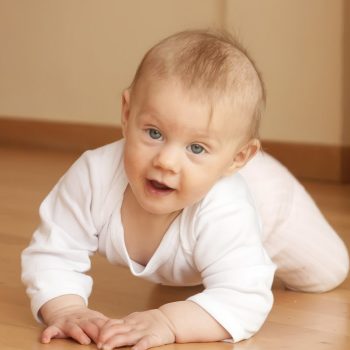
[149,179,175,191]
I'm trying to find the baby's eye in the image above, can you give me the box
[188,143,205,155]
[148,128,162,140]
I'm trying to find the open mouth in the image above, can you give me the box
[148,180,174,193]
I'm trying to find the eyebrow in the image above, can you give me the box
[137,104,224,144]
[159,120,222,149]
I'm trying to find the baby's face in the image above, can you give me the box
[122,77,250,216]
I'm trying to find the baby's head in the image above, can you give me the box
[129,29,265,141]
[121,30,265,215]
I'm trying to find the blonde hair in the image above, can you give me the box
[130,29,265,139]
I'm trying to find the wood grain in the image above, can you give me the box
[0,146,349,350]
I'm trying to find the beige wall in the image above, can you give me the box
[0,0,348,146]
[343,0,350,145]
[226,0,345,146]
[0,0,223,125]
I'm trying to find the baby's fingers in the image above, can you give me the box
[98,331,143,350]
[133,335,162,350]
[41,325,63,343]
[98,319,129,341]
[97,320,135,348]
[80,319,105,344]
[64,323,91,345]
[42,323,91,345]
[89,317,108,330]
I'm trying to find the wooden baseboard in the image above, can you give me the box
[0,117,122,153]
[0,117,349,182]
[262,141,349,183]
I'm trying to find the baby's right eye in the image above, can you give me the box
[148,128,162,140]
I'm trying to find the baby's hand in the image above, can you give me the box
[97,309,176,350]
[41,304,108,345]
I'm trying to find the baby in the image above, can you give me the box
[21,30,349,350]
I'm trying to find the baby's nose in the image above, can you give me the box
[153,146,181,173]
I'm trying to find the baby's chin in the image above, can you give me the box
[142,205,183,218]
[136,198,183,218]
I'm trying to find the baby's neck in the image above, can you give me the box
[121,185,181,266]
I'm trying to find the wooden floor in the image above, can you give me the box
[0,145,349,350]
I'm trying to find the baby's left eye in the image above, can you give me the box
[188,144,205,154]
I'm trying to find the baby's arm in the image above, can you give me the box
[160,301,230,341]
[21,151,108,343]
[39,295,108,345]
[97,301,229,350]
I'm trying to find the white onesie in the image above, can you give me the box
[21,139,349,342]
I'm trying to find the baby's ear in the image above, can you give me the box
[224,139,260,176]
[121,89,131,137]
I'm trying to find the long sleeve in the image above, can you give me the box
[187,175,276,342]
[21,152,99,322]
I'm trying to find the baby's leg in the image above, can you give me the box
[240,152,349,292]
